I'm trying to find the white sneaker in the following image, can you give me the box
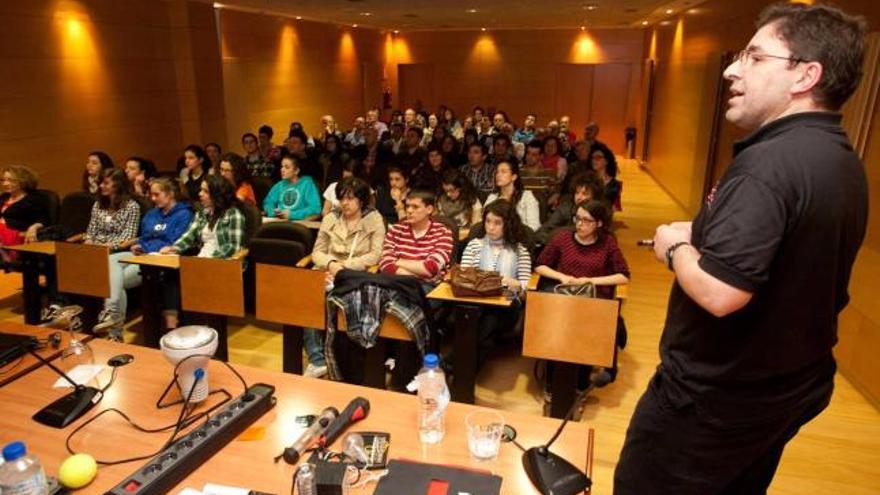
[92,308,122,335]
[304,363,327,378]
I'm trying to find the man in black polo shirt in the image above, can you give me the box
[615,4,868,494]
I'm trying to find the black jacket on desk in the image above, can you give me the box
[659,112,868,426]
[0,193,49,232]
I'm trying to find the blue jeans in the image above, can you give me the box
[303,328,325,366]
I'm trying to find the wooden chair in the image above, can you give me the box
[179,256,245,361]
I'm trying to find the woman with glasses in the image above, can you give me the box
[535,199,630,401]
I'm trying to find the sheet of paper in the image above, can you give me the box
[53,364,106,388]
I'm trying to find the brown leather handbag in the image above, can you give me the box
[449,264,504,297]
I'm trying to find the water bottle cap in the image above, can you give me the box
[2,441,26,462]
[423,353,439,368]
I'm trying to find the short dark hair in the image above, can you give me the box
[526,139,544,152]
[757,3,866,110]
[407,189,436,208]
[407,126,424,139]
[288,129,308,144]
[467,141,487,155]
[241,132,258,144]
[570,172,604,198]
[335,177,371,211]
[258,124,274,137]
[492,133,511,148]
[575,199,611,235]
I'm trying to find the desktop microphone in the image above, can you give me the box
[636,239,655,247]
[319,397,370,449]
[276,407,339,465]
[522,370,612,495]
[21,344,101,428]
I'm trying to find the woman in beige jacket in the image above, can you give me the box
[305,177,386,377]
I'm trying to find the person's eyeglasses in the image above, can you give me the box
[573,216,597,225]
[735,48,805,67]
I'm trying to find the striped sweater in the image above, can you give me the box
[460,237,532,290]
[379,220,454,282]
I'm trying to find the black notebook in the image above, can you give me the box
[374,459,502,495]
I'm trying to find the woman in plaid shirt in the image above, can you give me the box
[160,175,245,330]
[85,168,142,340]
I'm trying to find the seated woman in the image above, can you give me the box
[535,172,604,245]
[535,199,630,391]
[124,157,158,199]
[591,143,622,210]
[303,177,387,378]
[82,151,114,195]
[541,136,568,182]
[82,169,142,340]
[484,161,541,231]
[319,134,350,189]
[374,165,410,225]
[0,165,50,265]
[181,144,209,202]
[263,155,322,221]
[459,199,532,368]
[219,152,256,206]
[437,169,482,229]
[92,178,193,340]
[160,175,246,329]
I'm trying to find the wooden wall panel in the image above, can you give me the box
[387,29,644,150]
[0,0,224,194]
[591,64,632,153]
[217,10,383,148]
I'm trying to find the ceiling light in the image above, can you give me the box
[295,16,302,20]
[352,24,358,28]
[393,30,400,34]
[665,9,674,14]
[585,4,598,10]
[213,2,223,8]
[580,25,586,31]
[641,20,649,26]
[481,27,486,31]
[660,20,671,26]
[467,8,478,13]
[359,12,371,16]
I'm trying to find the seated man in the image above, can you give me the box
[379,190,453,290]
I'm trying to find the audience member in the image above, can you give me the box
[258,125,283,164]
[181,144,209,202]
[542,135,568,181]
[82,151,114,195]
[514,113,537,144]
[459,142,496,200]
[124,157,157,199]
[205,142,223,173]
[591,142,622,209]
[484,161,541,231]
[437,169,483,229]
[536,172,604,244]
[242,132,274,179]
[410,145,449,194]
[0,165,49,263]
[263,156,321,221]
[375,165,410,225]
[219,152,256,206]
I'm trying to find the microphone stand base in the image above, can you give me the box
[33,386,100,428]
[522,447,591,495]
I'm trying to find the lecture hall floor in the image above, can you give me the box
[0,159,877,494]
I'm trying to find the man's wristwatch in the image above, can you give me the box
[666,242,691,271]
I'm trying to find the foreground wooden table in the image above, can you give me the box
[0,337,593,494]
[0,321,92,387]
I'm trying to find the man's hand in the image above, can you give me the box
[669,221,693,239]
[653,224,692,264]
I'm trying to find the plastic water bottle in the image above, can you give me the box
[417,353,450,444]
[0,442,48,495]
[294,463,317,495]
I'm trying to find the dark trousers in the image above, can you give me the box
[614,370,832,495]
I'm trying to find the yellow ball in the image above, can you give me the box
[58,454,97,489]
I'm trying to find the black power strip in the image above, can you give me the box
[105,383,276,495]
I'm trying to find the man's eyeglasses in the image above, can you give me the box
[735,48,805,67]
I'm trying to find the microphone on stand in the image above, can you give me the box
[522,370,612,495]
[636,239,655,247]
[20,344,101,429]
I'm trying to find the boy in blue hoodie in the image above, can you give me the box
[93,178,193,339]
[262,156,322,221]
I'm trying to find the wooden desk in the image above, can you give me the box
[179,257,244,362]
[119,255,180,349]
[0,321,92,387]
[260,217,322,230]
[55,243,111,298]
[7,242,57,324]
[0,337,593,495]
[427,283,513,404]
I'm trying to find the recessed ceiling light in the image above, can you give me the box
[467,8,478,13]
[393,30,400,34]
[580,25,586,31]
[585,4,598,10]
[641,20,649,26]
[352,24,358,27]
[295,16,302,20]
[359,12,371,16]
[665,9,674,15]
[481,27,486,31]
[660,20,671,25]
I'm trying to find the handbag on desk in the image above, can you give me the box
[449,264,504,298]
[554,281,596,298]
